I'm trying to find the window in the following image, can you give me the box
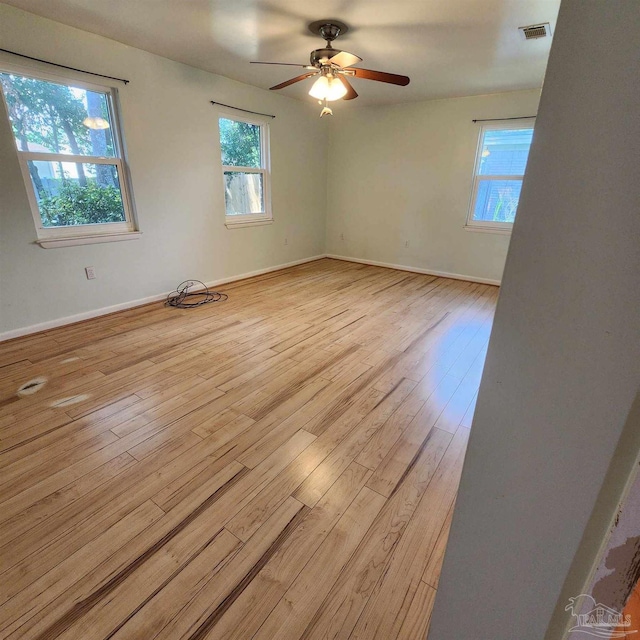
[466,120,535,232]
[218,112,271,227]
[0,67,137,247]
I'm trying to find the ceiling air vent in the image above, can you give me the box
[519,23,552,40]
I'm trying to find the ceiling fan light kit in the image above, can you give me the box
[251,20,410,117]
[309,74,347,101]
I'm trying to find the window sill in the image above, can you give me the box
[464,225,512,236]
[36,231,142,249]
[225,218,273,229]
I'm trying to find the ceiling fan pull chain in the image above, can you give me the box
[320,98,333,118]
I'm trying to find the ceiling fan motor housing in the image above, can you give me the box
[310,48,342,67]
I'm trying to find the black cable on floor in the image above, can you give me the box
[165,280,228,308]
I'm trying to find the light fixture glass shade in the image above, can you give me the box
[309,76,347,101]
[326,77,347,101]
[309,76,328,100]
[83,116,110,130]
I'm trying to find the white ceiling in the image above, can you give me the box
[2,0,560,106]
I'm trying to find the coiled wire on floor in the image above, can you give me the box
[165,280,228,309]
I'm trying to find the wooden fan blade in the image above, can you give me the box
[350,68,410,86]
[269,72,318,91]
[337,75,358,100]
[329,51,362,68]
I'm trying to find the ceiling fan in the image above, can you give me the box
[251,20,410,116]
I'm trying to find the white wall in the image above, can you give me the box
[428,1,640,638]
[0,4,328,337]
[325,89,540,283]
[0,6,545,338]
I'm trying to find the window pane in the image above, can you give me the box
[224,171,264,215]
[0,73,116,157]
[28,160,126,227]
[479,128,533,176]
[473,179,522,223]
[219,117,261,168]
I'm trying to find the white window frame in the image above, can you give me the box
[216,109,272,229]
[0,63,138,247]
[465,118,535,234]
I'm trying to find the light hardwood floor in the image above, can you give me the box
[0,258,497,640]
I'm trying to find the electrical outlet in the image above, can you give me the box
[85,266,96,280]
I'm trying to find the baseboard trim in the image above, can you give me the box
[0,255,325,342]
[0,253,499,342]
[325,254,502,286]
